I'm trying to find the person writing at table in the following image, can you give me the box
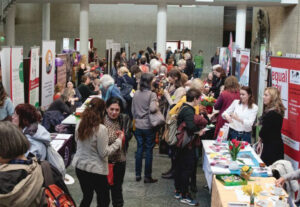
[222,86,258,143]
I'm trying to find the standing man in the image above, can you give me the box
[194,50,204,79]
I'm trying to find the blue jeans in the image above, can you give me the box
[194,68,203,79]
[228,128,252,144]
[134,128,155,178]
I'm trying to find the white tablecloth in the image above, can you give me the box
[202,140,272,191]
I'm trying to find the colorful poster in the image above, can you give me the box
[271,57,300,170]
[0,47,11,95]
[29,47,40,107]
[235,49,250,86]
[56,54,67,87]
[219,47,229,72]
[41,41,56,107]
[11,47,24,106]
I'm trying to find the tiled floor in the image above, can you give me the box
[67,139,211,206]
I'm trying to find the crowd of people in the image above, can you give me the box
[0,46,293,207]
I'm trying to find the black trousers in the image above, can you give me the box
[110,162,126,207]
[76,168,110,207]
[174,147,195,197]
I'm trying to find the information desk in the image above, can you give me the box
[202,140,272,191]
[50,133,74,167]
[211,176,288,207]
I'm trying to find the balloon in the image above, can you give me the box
[55,57,64,67]
[77,54,81,62]
[276,51,283,56]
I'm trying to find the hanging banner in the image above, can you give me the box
[29,47,40,107]
[271,57,300,170]
[11,47,25,106]
[235,49,250,86]
[219,47,229,72]
[41,41,56,107]
[239,49,250,86]
[0,47,11,95]
[112,42,121,61]
[56,54,67,87]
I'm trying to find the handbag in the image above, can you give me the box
[148,92,165,127]
[107,163,115,186]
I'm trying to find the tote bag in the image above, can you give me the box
[148,92,165,127]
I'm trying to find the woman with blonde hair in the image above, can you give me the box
[258,87,285,166]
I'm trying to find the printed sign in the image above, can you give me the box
[29,47,40,107]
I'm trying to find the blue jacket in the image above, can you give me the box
[24,123,51,160]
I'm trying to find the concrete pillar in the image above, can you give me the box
[42,3,50,41]
[156,2,167,63]
[5,4,16,46]
[80,0,89,59]
[235,5,247,49]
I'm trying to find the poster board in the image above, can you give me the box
[41,41,56,108]
[56,54,67,87]
[270,57,300,170]
[0,47,24,105]
[29,47,40,107]
[11,47,25,106]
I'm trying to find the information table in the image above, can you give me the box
[211,176,288,207]
[50,133,74,167]
[202,140,272,191]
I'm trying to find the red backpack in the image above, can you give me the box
[41,161,76,207]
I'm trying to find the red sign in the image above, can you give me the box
[271,57,300,169]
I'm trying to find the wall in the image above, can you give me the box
[15,3,224,73]
[252,5,300,55]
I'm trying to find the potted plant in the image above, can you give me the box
[228,139,248,170]
[200,96,216,114]
[242,184,262,206]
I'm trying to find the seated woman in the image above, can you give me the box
[53,83,64,101]
[12,104,51,161]
[64,81,82,108]
[47,94,72,115]
[0,121,46,206]
[0,81,14,121]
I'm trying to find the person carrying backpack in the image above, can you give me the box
[173,88,206,206]
[0,121,75,207]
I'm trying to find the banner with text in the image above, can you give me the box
[29,47,40,107]
[271,57,300,170]
[41,41,56,107]
[11,47,25,106]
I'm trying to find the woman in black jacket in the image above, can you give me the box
[259,87,285,166]
[210,65,226,99]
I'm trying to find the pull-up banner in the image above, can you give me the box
[0,47,24,106]
[29,47,40,107]
[41,41,56,108]
[271,57,300,170]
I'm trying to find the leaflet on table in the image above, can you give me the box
[50,139,65,151]
[55,134,72,140]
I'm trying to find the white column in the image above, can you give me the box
[42,3,50,41]
[5,4,16,46]
[156,2,167,63]
[235,5,247,49]
[80,0,89,59]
